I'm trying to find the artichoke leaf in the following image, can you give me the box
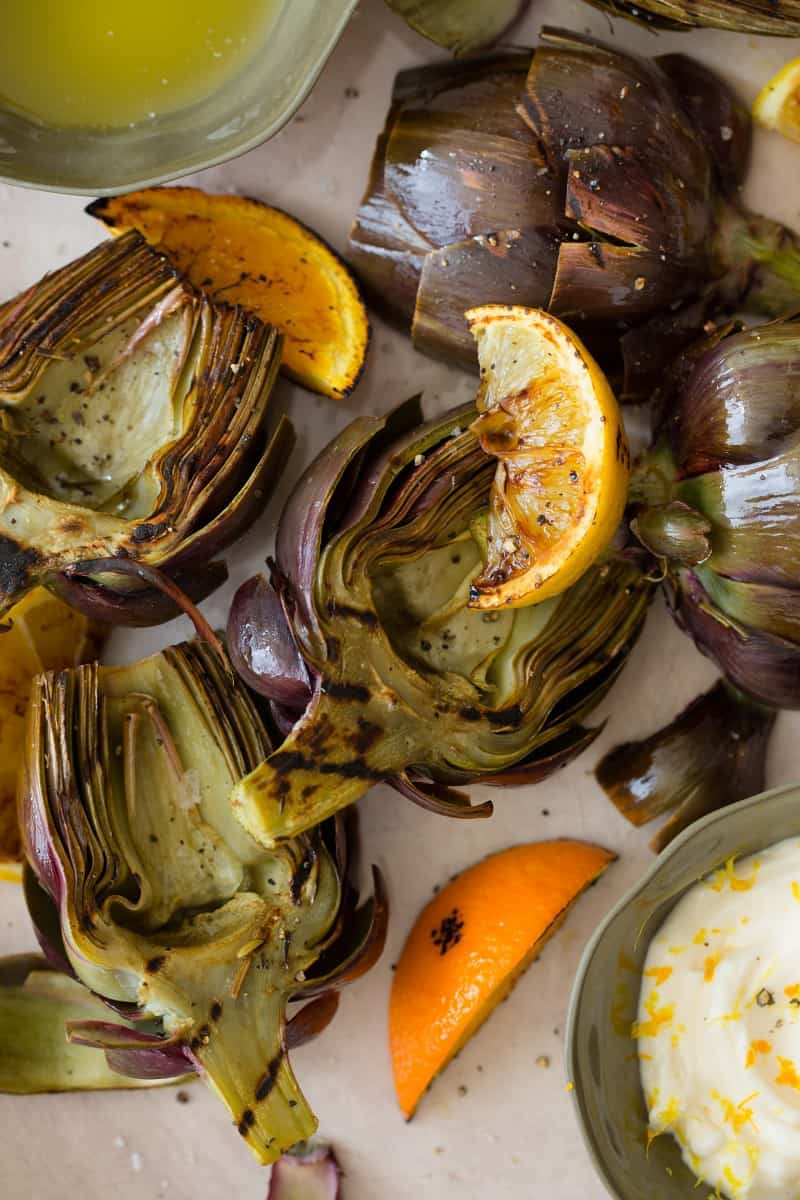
[0,955,191,1093]
[384,0,529,56]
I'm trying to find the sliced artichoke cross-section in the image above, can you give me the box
[19,639,387,1163]
[0,230,292,624]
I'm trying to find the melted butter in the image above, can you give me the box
[0,0,278,129]
[638,838,800,1200]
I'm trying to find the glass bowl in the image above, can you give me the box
[0,0,357,194]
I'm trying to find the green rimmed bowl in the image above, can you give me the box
[566,782,800,1199]
[0,0,356,194]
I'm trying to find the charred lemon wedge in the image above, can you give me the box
[466,305,629,609]
[754,57,800,143]
[88,187,370,401]
[0,589,105,881]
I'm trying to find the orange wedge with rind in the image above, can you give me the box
[466,305,629,609]
[389,839,615,1119]
[0,589,106,882]
[88,187,370,401]
[754,57,800,143]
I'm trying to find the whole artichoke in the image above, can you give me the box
[19,638,386,1163]
[0,231,292,625]
[631,317,800,708]
[349,30,800,399]
[228,396,652,847]
[583,0,800,33]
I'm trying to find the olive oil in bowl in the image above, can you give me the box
[0,0,277,128]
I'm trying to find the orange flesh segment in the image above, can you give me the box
[389,839,615,1119]
[0,588,105,879]
[89,187,370,401]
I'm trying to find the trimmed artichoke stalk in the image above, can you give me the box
[229,397,652,847]
[0,954,192,1092]
[0,230,293,625]
[582,0,800,33]
[19,640,387,1164]
[348,29,800,400]
[596,682,776,852]
[631,317,800,709]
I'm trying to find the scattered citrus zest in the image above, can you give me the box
[389,839,615,1119]
[754,57,800,144]
[88,187,370,401]
[0,589,105,881]
[465,305,629,609]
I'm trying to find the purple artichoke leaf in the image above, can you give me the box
[267,1142,341,1200]
[412,229,558,367]
[48,558,229,628]
[19,639,360,1164]
[0,232,287,621]
[0,958,188,1093]
[23,865,74,977]
[295,867,388,1000]
[596,680,776,851]
[674,571,800,709]
[390,772,493,819]
[285,993,340,1051]
[228,574,312,706]
[655,54,751,195]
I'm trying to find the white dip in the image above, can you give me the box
[637,838,800,1200]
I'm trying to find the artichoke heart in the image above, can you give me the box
[20,639,386,1164]
[229,396,652,846]
[0,230,292,625]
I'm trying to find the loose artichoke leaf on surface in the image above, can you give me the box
[0,956,191,1093]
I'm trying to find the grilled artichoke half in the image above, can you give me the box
[19,639,386,1163]
[583,0,800,33]
[349,29,800,399]
[228,397,652,846]
[631,317,800,709]
[0,230,292,625]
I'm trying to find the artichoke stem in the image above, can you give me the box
[233,691,407,847]
[193,987,315,1164]
[715,203,800,316]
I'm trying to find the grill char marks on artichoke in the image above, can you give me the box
[582,0,800,34]
[229,397,652,847]
[19,640,386,1163]
[348,30,800,400]
[0,231,292,625]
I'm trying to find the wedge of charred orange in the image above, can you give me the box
[466,306,629,609]
[0,589,106,881]
[389,839,615,1119]
[88,187,370,401]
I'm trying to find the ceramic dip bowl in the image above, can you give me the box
[566,782,800,1199]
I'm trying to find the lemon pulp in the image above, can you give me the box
[0,0,278,129]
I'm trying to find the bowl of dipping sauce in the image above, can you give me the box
[0,0,357,194]
[567,782,800,1200]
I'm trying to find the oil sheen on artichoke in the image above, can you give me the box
[0,0,278,129]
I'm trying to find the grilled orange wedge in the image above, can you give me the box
[754,57,800,143]
[466,306,629,609]
[0,589,105,881]
[389,839,615,1119]
[89,187,370,401]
